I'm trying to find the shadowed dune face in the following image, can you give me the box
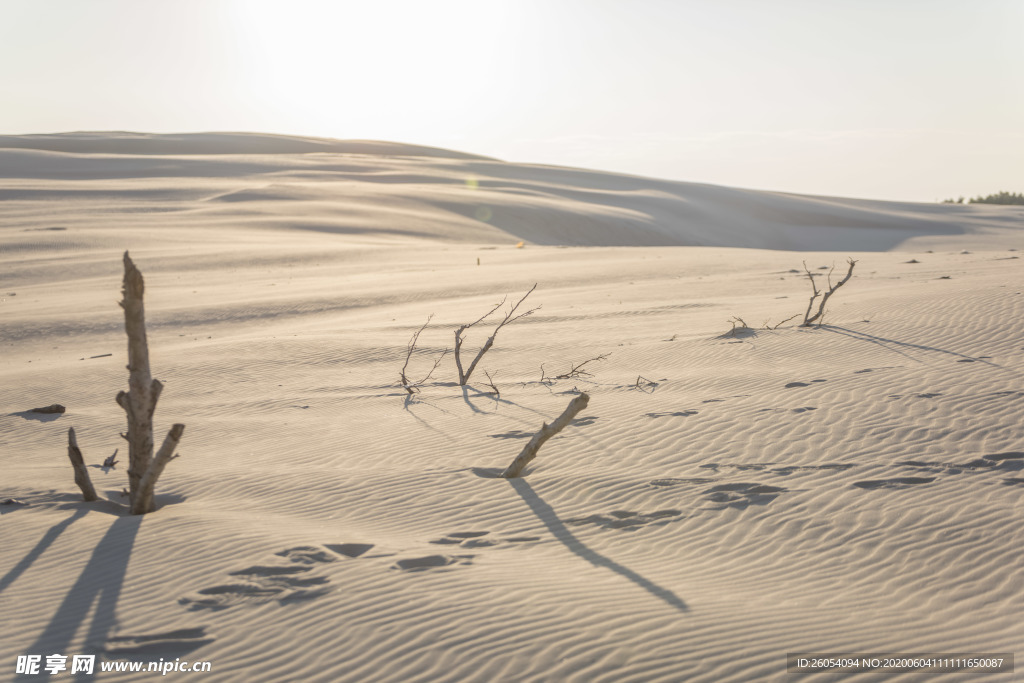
[1,131,1021,251]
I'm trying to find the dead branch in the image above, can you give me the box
[723,316,752,338]
[633,375,659,392]
[455,284,539,386]
[501,392,590,478]
[30,404,66,414]
[66,428,97,502]
[551,353,610,380]
[116,251,186,515]
[399,315,448,394]
[133,423,185,515]
[763,313,800,330]
[483,370,500,397]
[103,449,119,468]
[801,258,857,327]
[538,364,550,384]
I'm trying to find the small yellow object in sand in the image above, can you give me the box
[515,241,524,249]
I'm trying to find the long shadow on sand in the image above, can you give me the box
[822,326,1000,367]
[0,508,89,595]
[15,514,142,682]
[507,478,687,613]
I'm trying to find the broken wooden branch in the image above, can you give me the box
[455,284,538,386]
[132,423,184,515]
[501,392,590,478]
[102,449,119,469]
[801,258,857,327]
[116,251,185,515]
[66,428,98,502]
[30,404,66,414]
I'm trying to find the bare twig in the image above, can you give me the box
[723,316,751,338]
[455,284,539,385]
[763,313,800,330]
[483,370,500,397]
[633,375,659,392]
[550,353,610,380]
[801,258,857,327]
[399,315,449,394]
[501,393,590,478]
[66,428,97,502]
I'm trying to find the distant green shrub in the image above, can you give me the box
[969,191,1024,205]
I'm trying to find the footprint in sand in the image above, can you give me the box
[785,379,828,388]
[645,410,698,418]
[393,554,474,571]
[853,477,935,489]
[899,452,1023,475]
[982,452,1024,470]
[699,394,750,404]
[703,483,786,509]
[650,477,715,487]
[179,544,370,611]
[103,627,214,658]
[700,463,852,477]
[488,430,533,440]
[429,531,540,548]
[565,509,683,531]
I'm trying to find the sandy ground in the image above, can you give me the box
[2,133,1022,682]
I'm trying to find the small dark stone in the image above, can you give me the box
[29,404,66,414]
[2,498,29,506]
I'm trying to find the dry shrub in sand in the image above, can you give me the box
[801,257,857,327]
[538,353,611,383]
[454,284,539,386]
[399,315,448,394]
[114,252,185,515]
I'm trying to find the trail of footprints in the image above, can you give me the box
[179,545,368,611]
[180,533,545,611]
[640,363,1024,497]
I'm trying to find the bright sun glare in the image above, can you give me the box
[227,0,521,139]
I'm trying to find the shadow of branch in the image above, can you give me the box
[507,477,687,613]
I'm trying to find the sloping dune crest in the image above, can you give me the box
[1,131,1020,250]
[2,132,1022,682]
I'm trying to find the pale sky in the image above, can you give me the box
[2,0,1021,202]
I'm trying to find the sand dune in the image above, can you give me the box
[1,133,1022,682]
[2,132,1021,251]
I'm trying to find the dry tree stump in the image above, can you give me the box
[501,392,590,478]
[114,251,185,515]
